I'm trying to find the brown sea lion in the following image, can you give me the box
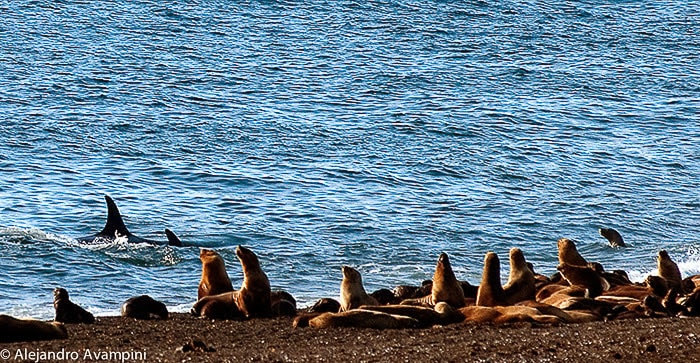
[121,295,168,320]
[357,304,445,327]
[370,288,399,305]
[645,275,669,297]
[429,253,465,308]
[198,249,234,299]
[556,263,608,298]
[458,305,562,325]
[339,266,379,312]
[557,238,587,266]
[271,290,297,317]
[475,252,504,307]
[502,248,536,305]
[0,315,68,342]
[232,245,272,318]
[307,298,341,313]
[308,309,420,329]
[599,228,626,247]
[191,291,244,320]
[53,288,95,324]
[657,250,684,293]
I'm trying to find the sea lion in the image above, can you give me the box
[429,253,465,308]
[475,252,504,307]
[393,280,433,300]
[556,263,608,298]
[657,250,684,293]
[232,245,272,318]
[339,266,379,312]
[121,295,168,320]
[198,249,234,299]
[502,248,536,305]
[599,228,626,247]
[357,304,445,327]
[645,275,669,297]
[458,305,562,325]
[53,288,95,324]
[307,298,341,313]
[308,309,420,329]
[76,195,181,246]
[191,291,244,320]
[0,315,68,342]
[557,238,587,266]
[370,288,399,305]
[271,290,297,317]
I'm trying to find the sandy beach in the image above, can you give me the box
[2,313,700,363]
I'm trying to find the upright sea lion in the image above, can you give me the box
[76,195,180,246]
[430,253,465,308]
[121,295,168,320]
[557,238,587,266]
[53,288,95,324]
[657,250,684,293]
[198,249,234,299]
[475,252,504,307]
[232,245,272,318]
[339,266,379,312]
[502,248,536,305]
[0,315,68,342]
[599,228,626,247]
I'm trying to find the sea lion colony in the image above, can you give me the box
[4,232,700,342]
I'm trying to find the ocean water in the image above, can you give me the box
[1,1,698,319]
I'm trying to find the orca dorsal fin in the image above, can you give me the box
[164,229,182,247]
[99,195,130,237]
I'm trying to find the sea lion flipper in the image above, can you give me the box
[99,195,130,238]
[165,229,182,247]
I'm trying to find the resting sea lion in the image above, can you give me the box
[357,304,445,327]
[557,238,587,266]
[307,298,341,313]
[308,309,420,329]
[475,252,504,307]
[599,228,626,247]
[191,291,244,320]
[339,266,379,311]
[657,250,684,293]
[53,288,95,324]
[271,290,297,317]
[502,248,536,305]
[556,263,608,298]
[0,315,68,342]
[198,249,234,299]
[121,295,168,320]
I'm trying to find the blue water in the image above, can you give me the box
[1,1,699,319]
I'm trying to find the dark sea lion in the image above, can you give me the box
[370,288,399,305]
[599,228,626,247]
[121,295,168,320]
[308,310,420,329]
[557,238,587,266]
[53,288,95,324]
[307,298,341,313]
[198,249,234,299]
[657,250,684,293]
[76,195,180,246]
[393,280,432,300]
[475,252,504,307]
[339,266,379,312]
[0,315,68,342]
[556,263,607,298]
[680,286,700,316]
[271,290,297,317]
[645,275,669,297]
[502,248,536,305]
[191,291,244,320]
[232,245,272,318]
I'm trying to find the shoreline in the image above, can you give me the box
[3,313,700,362]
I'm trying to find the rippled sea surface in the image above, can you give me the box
[1,1,699,319]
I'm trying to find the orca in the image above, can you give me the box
[77,195,182,247]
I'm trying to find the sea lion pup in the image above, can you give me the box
[339,266,379,312]
[271,290,297,317]
[502,248,536,305]
[121,295,168,320]
[308,310,420,329]
[0,315,68,342]
[657,250,684,293]
[556,263,608,298]
[198,249,234,299]
[475,252,504,307]
[232,245,272,318]
[53,288,95,324]
[557,238,587,266]
[599,228,626,247]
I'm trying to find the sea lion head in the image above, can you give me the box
[557,238,587,266]
[53,288,69,302]
[341,265,362,284]
[200,249,224,263]
[433,253,456,284]
[236,245,262,273]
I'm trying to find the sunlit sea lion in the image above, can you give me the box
[556,263,608,298]
[198,249,234,299]
[657,250,684,293]
[557,238,587,266]
[339,266,379,312]
[308,310,420,329]
[502,248,536,305]
[599,228,626,247]
[0,315,68,342]
[475,252,504,307]
[53,288,95,324]
[429,253,465,308]
[232,245,272,318]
